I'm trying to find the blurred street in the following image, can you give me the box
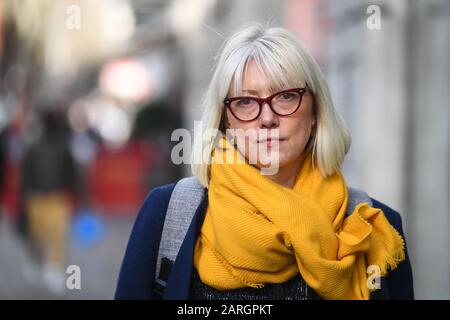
[0,215,134,299]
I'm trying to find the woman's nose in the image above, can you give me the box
[259,102,279,128]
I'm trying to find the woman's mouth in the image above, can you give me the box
[258,138,284,148]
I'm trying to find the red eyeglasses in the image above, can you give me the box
[224,84,309,122]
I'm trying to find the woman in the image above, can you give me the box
[115,23,414,300]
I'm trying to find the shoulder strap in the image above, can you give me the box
[346,186,373,216]
[154,176,205,290]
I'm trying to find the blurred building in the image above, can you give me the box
[323,0,450,300]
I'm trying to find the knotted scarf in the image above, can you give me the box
[193,137,405,299]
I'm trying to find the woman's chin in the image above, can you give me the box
[251,153,290,174]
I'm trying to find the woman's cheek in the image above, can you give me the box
[282,131,309,163]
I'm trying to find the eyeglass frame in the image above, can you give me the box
[223,83,310,122]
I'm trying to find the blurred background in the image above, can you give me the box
[0,0,448,299]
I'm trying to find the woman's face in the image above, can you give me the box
[225,60,315,174]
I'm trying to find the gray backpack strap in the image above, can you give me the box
[154,176,205,292]
[346,186,373,216]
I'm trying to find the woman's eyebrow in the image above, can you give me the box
[241,89,260,94]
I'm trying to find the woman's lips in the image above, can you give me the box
[257,138,284,148]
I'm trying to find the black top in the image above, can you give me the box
[189,267,321,300]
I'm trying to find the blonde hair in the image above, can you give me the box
[191,22,351,188]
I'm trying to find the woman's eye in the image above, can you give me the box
[237,99,254,106]
[280,93,295,100]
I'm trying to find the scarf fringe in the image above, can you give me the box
[353,204,406,277]
[379,228,406,276]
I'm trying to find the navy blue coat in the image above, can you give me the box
[115,180,414,300]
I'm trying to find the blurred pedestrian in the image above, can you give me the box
[21,108,78,295]
[0,128,7,220]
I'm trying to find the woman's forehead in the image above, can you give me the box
[241,63,273,93]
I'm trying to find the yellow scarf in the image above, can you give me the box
[193,137,405,299]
